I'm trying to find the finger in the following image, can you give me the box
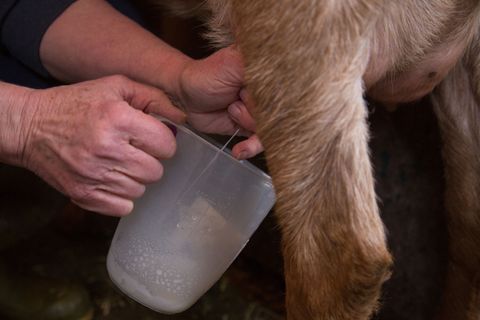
[208,46,245,86]
[232,134,264,159]
[187,111,252,137]
[114,144,165,184]
[98,170,146,200]
[72,191,134,217]
[228,101,256,132]
[240,88,256,112]
[119,77,186,123]
[125,111,177,159]
[187,110,237,135]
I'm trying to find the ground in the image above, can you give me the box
[1,208,283,320]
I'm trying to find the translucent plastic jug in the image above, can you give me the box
[106,122,276,314]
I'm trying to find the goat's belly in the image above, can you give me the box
[366,38,469,104]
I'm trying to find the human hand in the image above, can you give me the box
[176,46,264,159]
[21,75,185,216]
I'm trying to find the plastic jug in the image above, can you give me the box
[106,122,276,314]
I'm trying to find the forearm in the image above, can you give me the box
[0,82,35,167]
[39,0,192,99]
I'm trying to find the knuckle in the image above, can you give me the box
[92,132,114,155]
[102,99,127,117]
[114,201,134,217]
[148,122,177,159]
[91,119,128,155]
[119,179,147,199]
[68,184,92,203]
[109,105,132,127]
[159,128,177,158]
[149,162,164,182]
[133,185,147,198]
[101,101,118,116]
[163,140,177,159]
[91,110,115,136]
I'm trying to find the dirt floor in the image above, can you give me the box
[0,205,283,320]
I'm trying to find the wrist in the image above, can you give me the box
[143,44,193,108]
[0,83,39,167]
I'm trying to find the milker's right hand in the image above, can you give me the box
[21,75,185,216]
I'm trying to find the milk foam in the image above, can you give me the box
[108,196,247,313]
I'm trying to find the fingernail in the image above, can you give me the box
[239,89,248,102]
[166,123,177,137]
[237,151,247,159]
[228,103,242,119]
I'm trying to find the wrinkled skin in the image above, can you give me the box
[1,43,258,216]
[21,75,183,216]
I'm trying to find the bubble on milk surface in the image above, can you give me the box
[113,237,195,298]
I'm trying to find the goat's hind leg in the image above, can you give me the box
[431,44,480,320]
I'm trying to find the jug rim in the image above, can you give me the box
[178,123,273,184]
[160,118,273,186]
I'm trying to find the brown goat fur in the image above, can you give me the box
[156,0,480,319]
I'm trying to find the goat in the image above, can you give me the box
[158,1,480,319]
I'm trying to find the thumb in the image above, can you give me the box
[228,100,256,132]
[119,77,186,124]
[211,45,244,86]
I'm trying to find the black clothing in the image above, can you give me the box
[1,0,75,78]
[0,0,145,88]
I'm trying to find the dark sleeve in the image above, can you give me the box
[0,1,17,21]
[1,0,145,80]
[0,0,75,78]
